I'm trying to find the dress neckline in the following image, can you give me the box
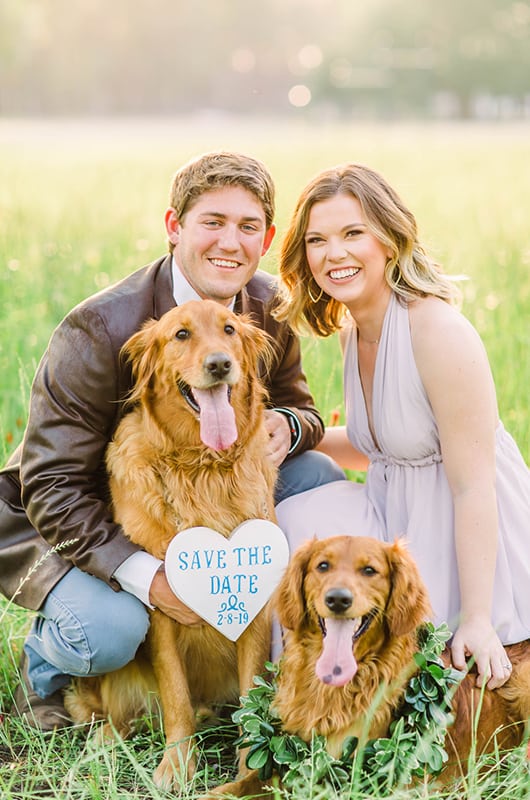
[354,293,396,451]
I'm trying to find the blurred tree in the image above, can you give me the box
[0,0,528,118]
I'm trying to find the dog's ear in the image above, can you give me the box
[121,319,162,403]
[385,539,432,637]
[273,538,316,631]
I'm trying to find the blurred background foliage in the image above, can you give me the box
[1,0,530,120]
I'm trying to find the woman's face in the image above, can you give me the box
[304,193,392,313]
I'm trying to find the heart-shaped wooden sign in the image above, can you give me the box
[165,519,289,641]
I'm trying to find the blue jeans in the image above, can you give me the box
[274,449,345,505]
[25,449,345,698]
[25,567,150,697]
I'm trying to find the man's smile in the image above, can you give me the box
[209,258,241,269]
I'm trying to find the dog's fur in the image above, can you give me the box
[216,535,530,797]
[273,535,432,755]
[274,536,530,767]
[64,300,279,789]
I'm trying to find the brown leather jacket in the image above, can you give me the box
[0,256,324,610]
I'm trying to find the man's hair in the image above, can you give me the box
[167,151,275,252]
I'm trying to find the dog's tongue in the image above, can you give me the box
[193,385,237,451]
[315,618,358,687]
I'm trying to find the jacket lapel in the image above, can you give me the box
[153,255,176,319]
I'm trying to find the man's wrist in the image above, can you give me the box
[273,407,302,455]
[113,551,164,608]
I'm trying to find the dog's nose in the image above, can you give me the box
[324,588,353,614]
[204,352,232,380]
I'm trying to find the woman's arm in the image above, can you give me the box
[316,426,369,471]
[411,297,510,689]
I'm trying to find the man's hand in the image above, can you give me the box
[149,565,203,626]
[264,409,291,466]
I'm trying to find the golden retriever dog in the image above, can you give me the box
[273,536,530,768]
[273,535,432,755]
[217,535,530,797]
[64,300,278,789]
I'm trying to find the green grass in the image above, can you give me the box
[1,117,529,798]
[1,118,529,457]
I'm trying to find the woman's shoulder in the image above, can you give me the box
[408,295,479,346]
[407,296,492,387]
[408,294,460,321]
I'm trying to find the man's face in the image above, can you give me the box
[165,186,275,305]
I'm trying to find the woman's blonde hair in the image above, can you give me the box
[276,163,460,336]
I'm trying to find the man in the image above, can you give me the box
[0,151,344,729]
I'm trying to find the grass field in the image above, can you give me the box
[1,117,529,798]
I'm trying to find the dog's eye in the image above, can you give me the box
[175,329,190,340]
[360,565,377,576]
[316,561,330,572]
[224,324,235,335]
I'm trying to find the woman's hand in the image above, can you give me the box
[149,565,204,626]
[451,614,512,689]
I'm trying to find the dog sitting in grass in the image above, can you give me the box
[65,300,278,790]
[213,535,530,797]
[273,536,530,768]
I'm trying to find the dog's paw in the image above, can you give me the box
[152,747,196,790]
[199,770,271,799]
[152,755,180,790]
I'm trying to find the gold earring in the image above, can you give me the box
[308,281,324,304]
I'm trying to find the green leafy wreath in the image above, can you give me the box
[233,623,462,796]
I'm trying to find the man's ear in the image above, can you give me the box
[261,224,276,256]
[165,208,181,246]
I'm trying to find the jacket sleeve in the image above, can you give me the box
[265,319,326,456]
[20,307,141,589]
[242,272,326,457]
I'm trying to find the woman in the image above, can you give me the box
[274,163,530,690]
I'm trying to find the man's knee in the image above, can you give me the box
[87,592,150,673]
[276,450,345,504]
[36,569,150,676]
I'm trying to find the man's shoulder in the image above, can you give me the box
[75,256,169,316]
[63,256,172,345]
[240,270,294,343]
[245,269,279,302]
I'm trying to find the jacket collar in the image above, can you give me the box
[153,255,177,319]
[235,280,266,320]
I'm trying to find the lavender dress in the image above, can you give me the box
[276,293,530,644]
